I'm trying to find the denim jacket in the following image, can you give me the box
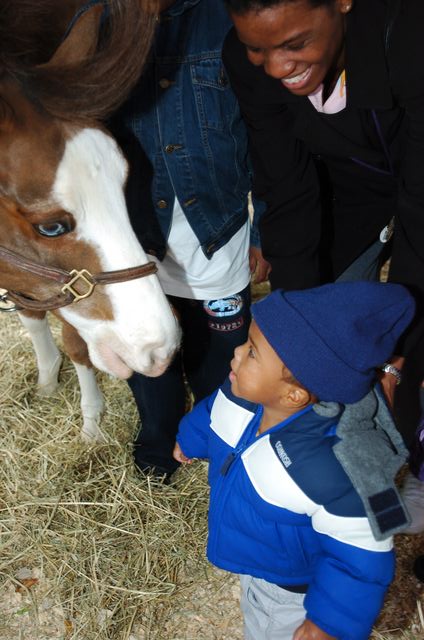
[110,0,264,261]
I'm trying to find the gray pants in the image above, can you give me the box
[240,575,306,640]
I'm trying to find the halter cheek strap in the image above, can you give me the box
[0,244,158,312]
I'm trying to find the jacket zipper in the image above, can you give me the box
[209,405,315,559]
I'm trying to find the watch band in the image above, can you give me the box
[380,363,402,385]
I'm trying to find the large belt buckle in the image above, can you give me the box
[61,269,95,302]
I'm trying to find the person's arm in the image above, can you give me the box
[285,441,395,638]
[378,354,405,408]
[302,505,395,639]
[249,245,271,284]
[175,389,219,460]
[222,28,322,291]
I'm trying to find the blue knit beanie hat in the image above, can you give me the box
[251,282,415,403]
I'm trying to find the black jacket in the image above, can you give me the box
[223,0,424,310]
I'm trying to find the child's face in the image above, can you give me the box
[230,320,293,408]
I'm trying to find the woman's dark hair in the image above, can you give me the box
[224,0,336,13]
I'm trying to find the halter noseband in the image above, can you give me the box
[0,245,158,312]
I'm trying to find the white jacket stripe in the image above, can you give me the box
[210,389,255,447]
[312,508,393,552]
[242,436,393,552]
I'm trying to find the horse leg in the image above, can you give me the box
[61,320,105,442]
[18,311,62,395]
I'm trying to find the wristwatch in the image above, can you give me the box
[380,363,402,385]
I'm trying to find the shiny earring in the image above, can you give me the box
[343,3,352,11]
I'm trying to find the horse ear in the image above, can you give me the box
[40,5,104,69]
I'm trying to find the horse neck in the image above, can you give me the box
[0,1,87,66]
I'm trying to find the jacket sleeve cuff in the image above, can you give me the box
[304,549,394,639]
[176,390,218,459]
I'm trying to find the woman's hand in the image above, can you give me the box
[173,442,192,464]
[378,355,405,409]
[293,620,336,640]
[249,246,271,284]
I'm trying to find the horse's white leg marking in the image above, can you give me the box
[18,313,62,395]
[73,362,105,442]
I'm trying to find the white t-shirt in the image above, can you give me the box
[148,198,250,300]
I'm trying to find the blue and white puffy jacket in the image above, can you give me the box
[176,378,395,640]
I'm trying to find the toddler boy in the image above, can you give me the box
[174,282,415,640]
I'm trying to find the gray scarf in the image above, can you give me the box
[314,387,410,540]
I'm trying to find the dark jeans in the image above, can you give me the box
[129,285,251,474]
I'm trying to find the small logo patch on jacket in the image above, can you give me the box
[274,440,292,468]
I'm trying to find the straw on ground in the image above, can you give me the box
[0,312,423,639]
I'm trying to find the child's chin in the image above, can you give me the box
[230,381,241,398]
[229,373,245,399]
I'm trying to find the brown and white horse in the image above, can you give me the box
[0,0,181,440]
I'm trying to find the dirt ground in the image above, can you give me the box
[1,522,424,640]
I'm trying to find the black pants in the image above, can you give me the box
[128,285,251,474]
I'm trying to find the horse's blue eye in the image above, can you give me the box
[35,222,69,237]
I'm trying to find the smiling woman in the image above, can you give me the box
[227,0,349,98]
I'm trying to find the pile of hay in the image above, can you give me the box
[0,311,423,639]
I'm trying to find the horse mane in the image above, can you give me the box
[0,0,158,123]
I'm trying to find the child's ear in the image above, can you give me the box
[286,385,312,408]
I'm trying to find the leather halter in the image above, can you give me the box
[0,245,158,312]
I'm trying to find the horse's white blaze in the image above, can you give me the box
[52,128,180,378]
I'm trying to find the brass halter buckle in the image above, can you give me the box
[0,289,18,312]
[61,269,95,302]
